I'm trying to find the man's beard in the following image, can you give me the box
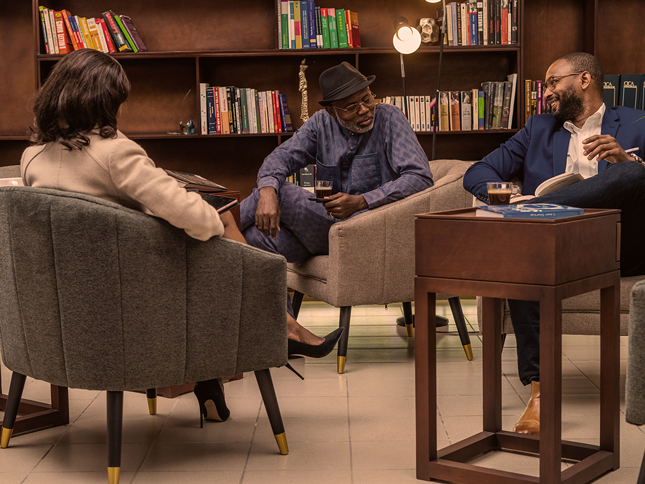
[336,112,375,134]
[551,85,585,124]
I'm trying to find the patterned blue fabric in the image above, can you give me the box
[256,103,433,208]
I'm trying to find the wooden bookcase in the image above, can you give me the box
[0,0,643,200]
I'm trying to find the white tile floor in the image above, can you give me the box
[1,298,643,483]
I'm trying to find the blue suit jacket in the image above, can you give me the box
[464,106,645,203]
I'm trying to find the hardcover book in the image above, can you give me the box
[102,10,131,52]
[97,18,116,52]
[78,17,94,50]
[603,75,620,108]
[350,11,361,48]
[294,1,302,49]
[336,8,349,47]
[476,203,584,219]
[620,74,640,109]
[460,91,472,131]
[492,81,504,129]
[500,81,511,129]
[450,91,461,131]
[439,92,450,131]
[320,8,331,48]
[280,0,289,49]
[300,0,310,49]
[119,15,147,52]
[344,10,353,48]
[38,6,51,54]
[53,11,72,54]
[307,0,317,48]
[61,11,80,51]
[328,9,339,48]
[506,73,518,129]
[114,14,137,52]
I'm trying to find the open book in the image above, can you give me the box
[164,169,227,193]
[511,172,584,203]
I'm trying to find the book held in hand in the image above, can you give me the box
[511,172,584,203]
[164,169,227,193]
[476,203,584,219]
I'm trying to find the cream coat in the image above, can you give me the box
[21,130,224,241]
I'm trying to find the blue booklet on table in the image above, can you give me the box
[476,203,584,219]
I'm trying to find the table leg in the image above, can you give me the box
[415,281,436,479]
[481,297,503,433]
[600,282,620,470]
[540,292,562,483]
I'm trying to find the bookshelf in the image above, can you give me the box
[0,1,642,199]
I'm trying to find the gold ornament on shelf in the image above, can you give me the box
[299,59,309,123]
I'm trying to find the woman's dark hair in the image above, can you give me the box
[30,48,130,150]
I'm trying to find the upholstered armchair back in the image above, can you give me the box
[0,187,287,392]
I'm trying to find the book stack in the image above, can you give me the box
[199,85,293,135]
[38,6,147,54]
[278,1,361,50]
[437,0,518,47]
[523,79,551,123]
[387,73,517,132]
[603,74,645,110]
[380,96,437,133]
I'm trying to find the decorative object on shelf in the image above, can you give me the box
[299,59,310,123]
[417,18,439,45]
[180,119,195,135]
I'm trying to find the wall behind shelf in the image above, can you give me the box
[0,2,35,137]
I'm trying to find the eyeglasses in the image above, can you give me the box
[543,72,583,93]
[333,92,376,115]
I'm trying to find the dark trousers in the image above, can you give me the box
[509,161,645,384]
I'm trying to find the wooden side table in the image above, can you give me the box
[414,208,621,483]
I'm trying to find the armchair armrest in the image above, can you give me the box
[324,160,473,306]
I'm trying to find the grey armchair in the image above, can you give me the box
[0,186,289,484]
[626,280,645,483]
[287,159,475,373]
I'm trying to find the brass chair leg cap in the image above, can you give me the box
[147,397,157,415]
[275,432,289,455]
[337,356,347,374]
[405,323,414,337]
[1,428,12,448]
[464,344,474,361]
[108,466,121,484]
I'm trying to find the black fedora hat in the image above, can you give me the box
[318,62,375,106]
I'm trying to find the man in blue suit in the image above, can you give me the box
[464,52,645,435]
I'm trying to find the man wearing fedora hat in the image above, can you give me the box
[239,61,433,330]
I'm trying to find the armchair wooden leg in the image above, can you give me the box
[145,388,157,415]
[337,307,352,374]
[449,297,474,361]
[107,391,123,484]
[1,372,27,448]
[254,369,288,455]
[292,291,304,319]
[402,302,414,337]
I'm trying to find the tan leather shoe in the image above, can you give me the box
[513,381,540,435]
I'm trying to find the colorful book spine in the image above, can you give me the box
[492,81,504,129]
[206,87,217,134]
[478,90,485,129]
[450,92,461,130]
[471,88,478,130]
[320,8,330,48]
[315,6,323,48]
[294,2,302,49]
[97,18,115,53]
[279,93,293,132]
[307,0,317,48]
[469,7,478,45]
[350,11,361,48]
[86,18,104,52]
[219,87,230,134]
[199,83,208,135]
[281,0,289,49]
[344,10,353,48]
[102,10,131,52]
[336,9,348,48]
[289,1,296,49]
[119,16,147,52]
[61,10,79,50]
[535,80,543,115]
[328,9,339,48]
[69,15,86,48]
[78,17,95,50]
[38,6,51,54]
[300,0,309,49]
[53,11,71,54]
[114,14,138,52]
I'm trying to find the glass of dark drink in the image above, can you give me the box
[315,180,333,199]
[486,182,519,205]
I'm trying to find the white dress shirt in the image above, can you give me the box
[563,103,605,179]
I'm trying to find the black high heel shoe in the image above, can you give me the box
[288,327,343,359]
[194,379,230,427]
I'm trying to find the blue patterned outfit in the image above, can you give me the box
[240,103,433,267]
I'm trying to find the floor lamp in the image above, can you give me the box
[392,4,474,362]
